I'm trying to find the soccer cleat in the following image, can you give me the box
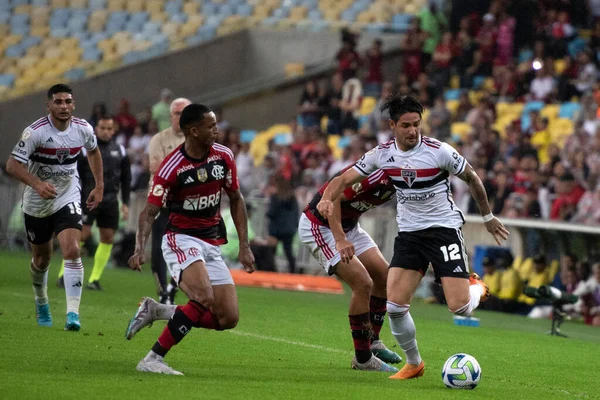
[351,355,399,372]
[87,281,103,291]
[64,312,81,331]
[469,273,490,302]
[371,340,402,364]
[36,303,53,327]
[136,358,184,376]
[125,297,157,340]
[389,361,425,380]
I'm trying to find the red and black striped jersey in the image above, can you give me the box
[304,165,395,232]
[148,143,239,245]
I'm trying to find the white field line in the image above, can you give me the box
[228,330,351,355]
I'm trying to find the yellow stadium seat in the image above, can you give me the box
[550,118,574,147]
[90,9,109,21]
[253,5,272,19]
[183,2,199,15]
[107,0,125,11]
[451,122,472,140]
[13,4,31,14]
[26,46,45,57]
[357,11,375,23]
[50,0,69,7]
[161,22,180,36]
[445,100,459,116]
[540,104,560,121]
[284,63,304,78]
[359,96,377,116]
[69,0,88,8]
[150,11,167,22]
[554,59,567,75]
[0,24,7,37]
[17,56,38,69]
[126,0,144,13]
[88,20,106,33]
[145,0,162,13]
[290,6,308,20]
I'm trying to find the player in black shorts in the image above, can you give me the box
[58,115,131,290]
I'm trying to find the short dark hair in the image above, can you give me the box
[381,95,424,122]
[98,114,114,122]
[179,103,212,131]
[47,83,73,99]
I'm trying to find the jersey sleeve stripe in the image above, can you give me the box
[353,164,369,176]
[213,144,234,160]
[11,153,28,163]
[367,169,384,184]
[31,121,50,131]
[159,152,184,179]
[30,116,49,129]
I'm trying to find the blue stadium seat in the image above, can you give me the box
[236,3,253,17]
[338,136,351,149]
[228,0,245,6]
[559,102,581,119]
[0,73,16,87]
[302,0,318,10]
[272,8,289,19]
[472,75,486,89]
[50,27,71,38]
[444,89,460,101]
[64,68,86,81]
[365,23,385,33]
[131,12,149,23]
[261,16,281,27]
[240,130,257,143]
[72,31,90,42]
[0,11,11,24]
[11,24,30,36]
[89,0,107,10]
[307,10,321,21]
[125,21,144,34]
[198,24,216,41]
[202,3,219,16]
[340,9,356,22]
[521,113,531,132]
[142,21,161,35]
[523,101,544,114]
[518,49,533,63]
[186,33,204,46]
[82,48,102,62]
[391,13,412,32]
[5,44,24,58]
[170,12,187,23]
[21,36,42,49]
[31,0,49,6]
[205,15,224,26]
[568,38,586,58]
[12,0,29,7]
[165,1,181,15]
[122,51,144,65]
[308,20,329,32]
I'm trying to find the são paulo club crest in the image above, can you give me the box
[56,148,70,163]
[401,169,417,187]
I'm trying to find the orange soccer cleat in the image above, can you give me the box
[469,273,490,302]
[389,361,425,380]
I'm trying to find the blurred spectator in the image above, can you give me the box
[127,125,151,164]
[88,102,107,129]
[495,11,516,66]
[298,80,321,129]
[324,74,344,135]
[363,39,383,96]
[266,175,300,274]
[432,32,453,88]
[529,66,556,102]
[571,182,600,224]
[236,142,255,196]
[152,88,173,131]
[419,2,446,66]
[335,34,361,81]
[454,91,474,122]
[368,81,393,133]
[114,98,138,140]
[476,13,497,76]
[550,172,586,220]
[402,17,426,81]
[428,96,452,141]
[573,263,600,326]
[339,78,363,131]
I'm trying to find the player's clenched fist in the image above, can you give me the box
[34,181,58,199]
[239,247,255,274]
[317,199,334,219]
[128,252,145,272]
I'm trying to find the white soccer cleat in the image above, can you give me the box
[351,355,399,372]
[125,297,158,340]
[136,358,184,376]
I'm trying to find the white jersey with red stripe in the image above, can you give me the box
[11,115,97,218]
[353,136,467,232]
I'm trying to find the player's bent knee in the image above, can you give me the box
[33,255,51,271]
[386,301,410,318]
[446,296,470,314]
[62,245,81,261]
[217,314,239,330]
[449,301,473,317]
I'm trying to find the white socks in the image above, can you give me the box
[387,302,422,365]
[30,260,48,305]
[452,284,483,317]
[63,258,84,314]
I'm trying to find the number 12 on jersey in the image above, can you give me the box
[440,244,461,261]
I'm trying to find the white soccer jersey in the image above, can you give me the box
[353,136,467,232]
[11,115,97,218]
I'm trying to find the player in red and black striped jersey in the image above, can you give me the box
[125,104,255,376]
[299,166,402,372]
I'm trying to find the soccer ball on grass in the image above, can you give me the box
[441,353,481,389]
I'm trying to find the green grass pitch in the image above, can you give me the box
[0,250,599,400]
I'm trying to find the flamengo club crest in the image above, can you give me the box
[197,168,208,182]
[56,149,70,163]
[401,169,417,187]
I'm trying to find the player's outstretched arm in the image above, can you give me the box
[128,203,160,271]
[227,190,255,274]
[5,157,57,199]
[457,163,509,245]
[318,168,364,219]
[86,147,104,210]
[329,197,355,264]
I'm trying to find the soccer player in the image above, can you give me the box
[5,83,104,331]
[147,97,192,304]
[317,95,509,379]
[57,115,131,290]
[299,166,401,372]
[125,104,255,375]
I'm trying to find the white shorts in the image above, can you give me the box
[162,232,234,286]
[298,213,377,275]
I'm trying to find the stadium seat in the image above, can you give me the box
[359,96,377,115]
[558,102,581,119]
[523,101,544,114]
[240,130,258,143]
[444,89,460,101]
[540,104,560,121]
[451,122,471,140]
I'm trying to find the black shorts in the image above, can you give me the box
[390,227,470,280]
[82,200,119,230]
[24,202,83,245]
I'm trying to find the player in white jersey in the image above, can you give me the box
[5,84,104,331]
[317,95,509,380]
